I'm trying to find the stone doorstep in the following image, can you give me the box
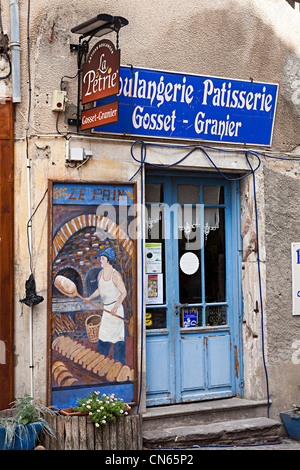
[143,398,270,431]
[143,417,282,448]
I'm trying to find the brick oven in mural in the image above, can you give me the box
[48,181,137,408]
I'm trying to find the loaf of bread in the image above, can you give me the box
[52,335,134,383]
[54,275,77,296]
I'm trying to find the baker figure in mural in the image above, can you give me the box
[85,246,127,364]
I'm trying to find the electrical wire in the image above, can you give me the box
[26,63,80,266]
[26,0,33,272]
[21,84,300,422]
[25,0,35,399]
[136,165,144,415]
[26,156,91,272]
[60,71,79,90]
[129,140,262,181]
[19,0,296,431]
[246,154,270,418]
[25,125,298,420]
[129,140,275,421]
[26,0,31,132]
[23,132,279,444]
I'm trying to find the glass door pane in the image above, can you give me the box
[177,203,202,304]
[203,185,224,205]
[145,183,166,320]
[204,206,226,302]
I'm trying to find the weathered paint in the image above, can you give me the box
[234,345,240,379]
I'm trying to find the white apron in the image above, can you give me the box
[98,269,125,343]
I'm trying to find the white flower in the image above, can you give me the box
[97,409,100,413]
[87,405,91,409]
[95,422,100,427]
[89,412,92,415]
[102,419,106,424]
[120,409,124,413]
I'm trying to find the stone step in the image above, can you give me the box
[143,417,281,448]
[143,398,270,431]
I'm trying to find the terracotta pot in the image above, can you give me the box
[59,408,89,417]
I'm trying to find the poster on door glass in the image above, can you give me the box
[145,243,162,273]
[181,307,200,328]
[48,181,137,409]
[146,273,163,304]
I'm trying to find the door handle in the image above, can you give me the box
[174,303,188,316]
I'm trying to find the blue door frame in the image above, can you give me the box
[145,171,243,406]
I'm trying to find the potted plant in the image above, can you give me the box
[61,391,131,428]
[0,394,57,450]
[280,405,300,440]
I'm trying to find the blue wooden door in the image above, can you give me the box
[145,172,242,406]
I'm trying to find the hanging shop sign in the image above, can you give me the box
[93,66,278,146]
[48,181,137,409]
[82,39,120,104]
[80,39,120,131]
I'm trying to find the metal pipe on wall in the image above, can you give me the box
[9,0,21,103]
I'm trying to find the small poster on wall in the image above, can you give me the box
[48,181,137,408]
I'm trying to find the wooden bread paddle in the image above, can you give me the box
[54,275,129,323]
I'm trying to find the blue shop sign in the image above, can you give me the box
[93,66,278,146]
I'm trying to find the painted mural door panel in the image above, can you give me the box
[145,174,242,406]
[48,181,137,409]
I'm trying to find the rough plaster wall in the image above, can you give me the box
[241,156,300,414]
[11,0,300,148]
[240,167,268,402]
[263,161,300,416]
[9,0,300,408]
